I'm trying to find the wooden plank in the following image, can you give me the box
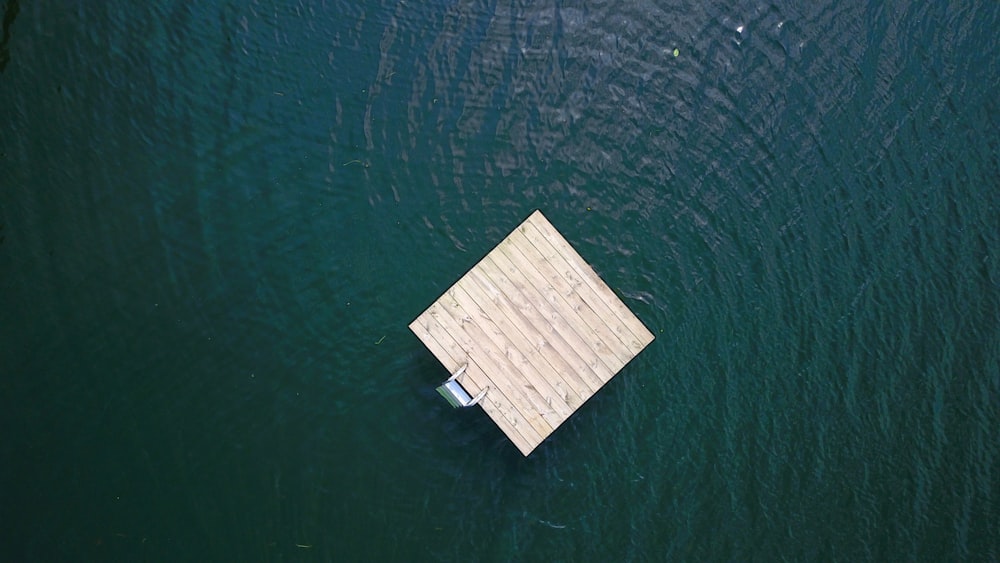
[409,311,541,451]
[489,246,624,376]
[417,318,542,455]
[426,297,556,446]
[410,210,654,455]
[412,305,544,448]
[454,275,591,409]
[460,270,599,402]
[474,254,612,390]
[522,213,655,351]
[520,216,645,351]
[447,280,579,419]
[429,294,557,440]
[527,211,655,348]
[409,313,539,454]
[501,231,635,370]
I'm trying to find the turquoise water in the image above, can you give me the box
[2,1,998,560]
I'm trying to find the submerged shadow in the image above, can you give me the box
[0,0,19,74]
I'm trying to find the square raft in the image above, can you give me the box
[409,210,654,455]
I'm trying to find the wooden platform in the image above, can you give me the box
[409,210,655,455]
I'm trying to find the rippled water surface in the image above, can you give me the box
[2,0,998,560]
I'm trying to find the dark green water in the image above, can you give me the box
[2,0,998,560]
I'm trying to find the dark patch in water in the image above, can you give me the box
[0,0,19,73]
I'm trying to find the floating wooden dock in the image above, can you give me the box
[409,210,654,455]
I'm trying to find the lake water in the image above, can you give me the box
[2,0,998,560]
